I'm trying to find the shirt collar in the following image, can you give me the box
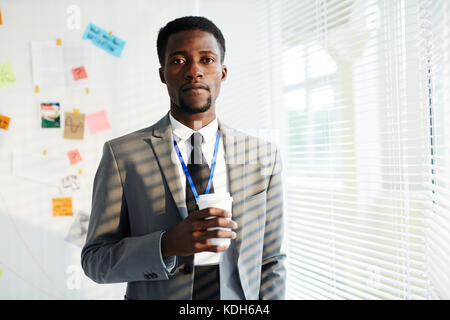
[169,112,218,143]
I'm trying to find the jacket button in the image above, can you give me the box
[183,265,192,274]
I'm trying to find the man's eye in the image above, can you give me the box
[203,57,215,64]
[172,58,185,64]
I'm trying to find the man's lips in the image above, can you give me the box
[181,83,209,92]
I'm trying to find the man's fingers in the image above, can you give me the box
[206,217,237,229]
[191,218,238,232]
[193,207,231,219]
[203,229,237,240]
[192,228,236,240]
[194,243,230,253]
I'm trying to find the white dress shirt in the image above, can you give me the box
[168,112,230,266]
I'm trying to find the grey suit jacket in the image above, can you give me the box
[81,112,286,300]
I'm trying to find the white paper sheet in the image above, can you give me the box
[31,40,91,88]
[31,41,65,88]
[12,149,71,187]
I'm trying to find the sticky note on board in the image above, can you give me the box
[86,110,111,135]
[0,114,11,130]
[0,268,3,279]
[72,66,87,81]
[0,62,17,88]
[64,112,85,139]
[82,23,126,57]
[52,197,73,216]
[67,148,82,165]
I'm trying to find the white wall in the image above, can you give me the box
[0,0,272,299]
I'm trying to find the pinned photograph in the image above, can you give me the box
[64,210,90,248]
[40,102,60,128]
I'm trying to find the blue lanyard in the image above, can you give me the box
[173,130,220,202]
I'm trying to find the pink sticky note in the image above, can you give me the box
[86,110,111,135]
[72,66,88,81]
[67,148,82,165]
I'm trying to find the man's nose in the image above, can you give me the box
[184,61,203,79]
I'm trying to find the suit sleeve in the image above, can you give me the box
[259,146,287,299]
[81,142,174,283]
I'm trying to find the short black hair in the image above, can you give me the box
[157,16,226,66]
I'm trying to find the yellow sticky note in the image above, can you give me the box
[56,38,62,46]
[35,85,39,93]
[42,150,47,156]
[0,115,11,130]
[0,268,3,279]
[85,88,90,94]
[52,197,73,216]
[0,62,17,88]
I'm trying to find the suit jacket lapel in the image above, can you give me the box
[219,120,245,257]
[149,113,188,220]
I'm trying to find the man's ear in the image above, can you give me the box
[159,67,166,84]
[221,65,227,82]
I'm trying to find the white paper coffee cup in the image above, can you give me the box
[197,193,233,246]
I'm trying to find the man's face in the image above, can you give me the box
[159,29,227,114]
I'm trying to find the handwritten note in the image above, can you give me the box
[0,62,16,88]
[86,110,111,135]
[0,114,11,130]
[52,197,73,216]
[82,23,126,57]
[61,174,80,190]
[67,148,82,165]
[64,112,85,139]
[72,66,87,81]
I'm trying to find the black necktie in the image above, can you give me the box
[185,132,220,300]
[185,132,215,213]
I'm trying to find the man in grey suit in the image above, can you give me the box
[81,16,286,300]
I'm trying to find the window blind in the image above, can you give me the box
[419,0,450,299]
[262,0,450,299]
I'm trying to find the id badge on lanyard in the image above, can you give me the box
[173,130,220,202]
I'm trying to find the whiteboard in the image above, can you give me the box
[0,0,272,299]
